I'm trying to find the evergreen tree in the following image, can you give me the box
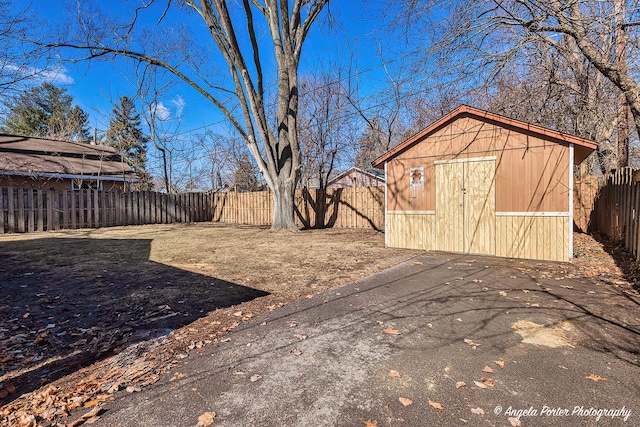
[1,83,90,142]
[105,96,153,190]
[233,152,259,192]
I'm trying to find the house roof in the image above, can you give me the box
[0,134,138,182]
[372,105,598,168]
[327,167,385,185]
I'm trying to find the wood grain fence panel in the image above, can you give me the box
[92,190,99,228]
[17,188,25,232]
[61,191,69,229]
[7,187,15,233]
[0,188,4,234]
[27,189,35,232]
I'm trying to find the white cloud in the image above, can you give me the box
[170,95,185,117]
[152,102,171,121]
[40,65,75,85]
[151,96,186,121]
[4,63,75,85]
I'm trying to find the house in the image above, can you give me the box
[372,105,596,262]
[0,134,138,191]
[326,167,385,189]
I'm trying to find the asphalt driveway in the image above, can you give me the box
[94,253,640,426]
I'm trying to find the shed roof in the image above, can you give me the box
[0,134,138,182]
[327,167,385,186]
[372,105,598,168]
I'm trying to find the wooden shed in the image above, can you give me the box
[372,105,596,262]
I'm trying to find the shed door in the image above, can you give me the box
[436,159,495,255]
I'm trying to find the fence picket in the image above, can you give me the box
[0,186,387,235]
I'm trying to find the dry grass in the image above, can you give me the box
[1,223,418,425]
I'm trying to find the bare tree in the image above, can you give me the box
[298,71,355,189]
[348,72,408,168]
[0,2,55,103]
[48,0,328,230]
[389,0,640,168]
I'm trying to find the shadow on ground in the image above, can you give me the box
[0,237,268,404]
[588,231,640,292]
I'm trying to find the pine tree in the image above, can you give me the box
[105,96,153,190]
[1,83,90,142]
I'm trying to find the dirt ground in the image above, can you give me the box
[0,223,417,426]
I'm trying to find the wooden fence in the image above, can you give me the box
[0,187,212,234]
[0,186,385,234]
[212,186,385,230]
[576,167,640,260]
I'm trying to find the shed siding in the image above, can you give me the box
[387,116,569,214]
[384,115,573,262]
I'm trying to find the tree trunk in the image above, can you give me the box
[271,175,298,231]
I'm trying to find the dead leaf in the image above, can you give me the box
[293,334,307,340]
[233,311,243,317]
[494,360,505,368]
[250,374,262,382]
[473,380,488,389]
[170,372,186,381]
[361,419,379,427]
[67,406,102,427]
[463,338,480,349]
[455,381,466,388]
[482,366,494,373]
[399,397,413,406]
[426,323,433,328]
[383,328,401,335]
[470,407,485,415]
[499,291,508,296]
[480,376,496,387]
[585,374,607,382]
[389,370,401,378]
[522,289,530,293]
[290,348,302,356]
[83,399,101,408]
[197,411,216,426]
[508,416,522,426]
[428,400,443,410]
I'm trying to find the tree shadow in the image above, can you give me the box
[294,187,384,231]
[0,237,268,404]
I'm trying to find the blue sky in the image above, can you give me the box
[26,1,398,139]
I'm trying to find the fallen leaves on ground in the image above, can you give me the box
[399,397,412,407]
[197,411,216,426]
[250,374,262,382]
[388,370,400,378]
[480,376,496,387]
[482,366,494,373]
[585,374,607,382]
[361,419,379,427]
[383,328,401,335]
[455,381,466,388]
[473,380,487,389]
[428,400,443,410]
[494,360,505,368]
[67,406,102,427]
[508,416,522,426]
[463,338,480,349]
[470,407,485,415]
[499,291,508,296]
